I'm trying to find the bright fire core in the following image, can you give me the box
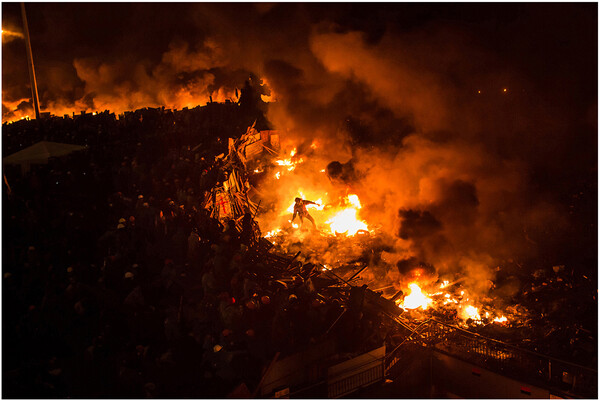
[260,142,512,328]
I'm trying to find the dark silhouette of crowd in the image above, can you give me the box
[2,102,387,398]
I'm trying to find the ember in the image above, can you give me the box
[460,305,481,321]
[493,316,508,324]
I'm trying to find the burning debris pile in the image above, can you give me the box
[213,123,597,371]
[3,3,596,397]
[3,103,595,398]
[201,129,263,222]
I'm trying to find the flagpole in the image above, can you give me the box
[20,2,41,119]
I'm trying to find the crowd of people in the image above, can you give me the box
[3,104,386,398]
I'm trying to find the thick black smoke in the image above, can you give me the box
[3,4,596,285]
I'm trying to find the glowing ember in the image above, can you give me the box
[442,293,458,305]
[399,283,432,310]
[275,171,281,179]
[493,316,508,324]
[460,305,481,321]
[274,148,304,173]
[264,229,282,238]
[440,280,450,288]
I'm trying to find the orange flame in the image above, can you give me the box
[459,305,481,321]
[398,283,432,310]
[324,194,369,235]
[274,147,304,176]
[493,316,508,324]
[326,208,368,235]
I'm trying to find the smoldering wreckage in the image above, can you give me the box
[2,104,596,397]
[180,122,596,398]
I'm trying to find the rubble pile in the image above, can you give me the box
[2,110,408,398]
[3,103,596,397]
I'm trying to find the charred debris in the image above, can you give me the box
[193,122,596,397]
[3,98,595,397]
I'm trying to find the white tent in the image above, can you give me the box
[3,141,87,173]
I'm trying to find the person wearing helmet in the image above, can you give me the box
[291,197,317,229]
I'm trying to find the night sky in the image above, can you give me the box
[3,4,596,121]
[2,3,598,272]
[3,5,599,398]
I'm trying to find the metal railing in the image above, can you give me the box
[385,318,598,398]
[385,318,430,373]
[326,345,386,398]
[327,357,385,398]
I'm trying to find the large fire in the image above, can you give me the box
[257,139,520,329]
[280,191,368,236]
[325,194,369,235]
[398,283,432,310]
[264,144,370,237]
[273,148,308,179]
[326,208,368,236]
[392,280,513,327]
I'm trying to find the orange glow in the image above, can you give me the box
[3,67,236,124]
[347,194,361,208]
[390,279,516,327]
[460,305,481,321]
[493,316,508,324]
[259,77,277,102]
[264,228,282,238]
[326,208,368,235]
[274,148,305,174]
[398,283,432,310]
[285,194,324,214]
[324,193,369,235]
[1,28,24,40]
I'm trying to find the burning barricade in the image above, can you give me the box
[198,124,594,396]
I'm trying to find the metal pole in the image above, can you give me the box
[20,2,41,119]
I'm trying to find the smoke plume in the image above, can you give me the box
[2,4,596,295]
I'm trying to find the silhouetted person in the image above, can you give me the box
[291,197,317,229]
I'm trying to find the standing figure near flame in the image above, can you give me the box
[292,197,317,229]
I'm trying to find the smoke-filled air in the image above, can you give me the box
[3,3,596,310]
